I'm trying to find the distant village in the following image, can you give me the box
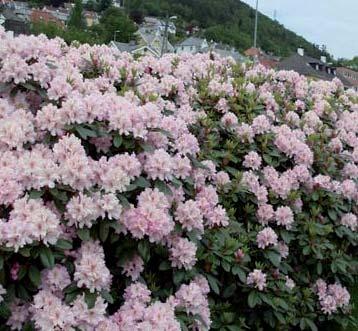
[1,0,357,91]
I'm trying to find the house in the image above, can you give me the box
[277,48,354,88]
[112,0,123,8]
[244,47,280,68]
[49,7,71,25]
[83,10,99,27]
[135,27,174,56]
[30,8,64,27]
[142,16,176,35]
[1,7,29,35]
[336,67,358,91]
[175,37,208,54]
[208,42,247,62]
[110,40,159,58]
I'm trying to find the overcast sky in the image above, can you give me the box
[240,0,358,59]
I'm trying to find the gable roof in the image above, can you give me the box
[177,37,206,47]
[110,41,160,58]
[336,67,358,88]
[277,53,353,88]
[277,53,333,80]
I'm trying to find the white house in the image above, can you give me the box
[110,41,159,58]
[175,37,208,54]
[142,16,176,35]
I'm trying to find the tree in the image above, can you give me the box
[68,0,86,29]
[98,0,112,12]
[48,0,66,7]
[99,7,137,43]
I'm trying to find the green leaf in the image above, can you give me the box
[206,274,220,294]
[154,180,173,196]
[328,209,337,221]
[118,195,130,209]
[0,303,11,319]
[49,188,68,203]
[317,262,322,275]
[221,312,235,324]
[139,142,155,152]
[0,256,3,270]
[222,283,237,298]
[39,247,55,269]
[231,265,246,283]
[76,126,97,139]
[17,284,30,301]
[312,191,319,201]
[170,177,182,188]
[113,134,123,148]
[159,260,171,271]
[133,176,151,188]
[248,291,261,308]
[266,250,281,267]
[17,266,27,280]
[138,241,150,262]
[100,290,114,304]
[63,283,78,294]
[65,291,79,304]
[305,318,318,331]
[275,298,289,310]
[173,270,185,285]
[85,291,97,309]
[28,266,41,287]
[77,228,91,241]
[20,82,37,91]
[55,239,73,250]
[99,222,110,242]
[28,189,44,199]
[187,154,209,170]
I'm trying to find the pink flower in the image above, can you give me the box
[10,262,20,281]
[243,151,262,170]
[122,255,144,281]
[175,200,204,232]
[275,206,294,230]
[341,213,357,231]
[247,269,267,291]
[256,227,278,249]
[168,237,197,270]
[221,112,238,128]
[256,204,274,225]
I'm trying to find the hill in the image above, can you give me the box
[134,0,330,59]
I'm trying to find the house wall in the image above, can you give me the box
[176,45,198,54]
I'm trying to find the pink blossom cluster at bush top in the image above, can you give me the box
[0,25,357,330]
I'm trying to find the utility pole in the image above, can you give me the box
[161,14,169,57]
[253,0,259,48]
[160,15,177,57]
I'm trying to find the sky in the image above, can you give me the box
[240,0,358,59]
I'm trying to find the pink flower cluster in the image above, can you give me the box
[247,269,267,291]
[315,279,350,315]
[112,277,211,330]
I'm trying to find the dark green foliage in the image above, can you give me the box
[97,7,137,43]
[98,0,112,12]
[67,0,86,29]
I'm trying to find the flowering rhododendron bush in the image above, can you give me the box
[0,28,357,331]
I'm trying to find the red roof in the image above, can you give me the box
[244,47,262,57]
[30,9,64,27]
